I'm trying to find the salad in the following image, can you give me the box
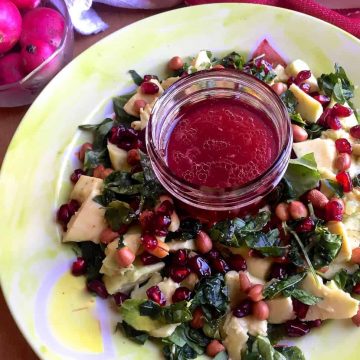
[57,39,360,360]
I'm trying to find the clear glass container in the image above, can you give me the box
[0,0,74,107]
[147,69,292,219]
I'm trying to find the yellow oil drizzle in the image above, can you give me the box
[48,271,103,353]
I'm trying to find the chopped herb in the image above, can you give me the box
[333,268,360,293]
[263,272,307,299]
[116,322,149,345]
[79,117,113,149]
[78,242,105,281]
[278,346,306,360]
[104,200,134,231]
[284,153,321,198]
[283,288,322,305]
[219,51,245,69]
[129,70,143,86]
[280,90,297,114]
[267,324,286,345]
[352,174,360,188]
[305,123,326,140]
[113,93,138,127]
[323,179,344,198]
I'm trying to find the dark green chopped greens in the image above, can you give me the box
[190,274,229,319]
[352,173,360,188]
[104,200,135,231]
[129,70,143,86]
[280,90,305,126]
[209,212,287,257]
[304,123,326,140]
[243,336,305,360]
[263,272,307,299]
[77,241,105,281]
[284,153,321,198]
[116,322,149,344]
[282,288,322,305]
[113,93,138,126]
[165,218,202,243]
[243,55,277,83]
[333,268,360,293]
[219,51,245,69]
[267,324,286,345]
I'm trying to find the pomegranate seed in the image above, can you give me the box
[350,125,360,139]
[307,319,322,328]
[71,257,86,276]
[211,258,230,274]
[233,299,253,318]
[156,200,174,216]
[295,217,315,233]
[87,280,108,299]
[169,266,191,283]
[154,214,171,230]
[139,210,155,231]
[326,114,342,130]
[353,283,360,294]
[313,95,330,107]
[172,287,192,303]
[172,249,188,266]
[206,249,221,261]
[57,201,79,227]
[140,251,161,265]
[113,292,129,306]
[317,108,332,128]
[227,254,247,271]
[143,74,158,82]
[335,138,352,154]
[188,256,211,277]
[292,298,309,319]
[68,199,80,213]
[146,285,166,306]
[70,168,85,184]
[270,263,289,280]
[325,199,344,221]
[336,171,353,192]
[109,125,139,151]
[141,81,159,95]
[295,70,311,85]
[287,76,295,87]
[285,319,310,337]
[332,103,353,117]
[141,234,158,250]
[299,82,311,93]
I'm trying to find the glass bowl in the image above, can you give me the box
[0,0,74,107]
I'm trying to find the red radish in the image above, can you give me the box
[10,0,40,9]
[20,7,65,48]
[0,52,25,85]
[0,1,22,54]
[251,39,287,67]
[21,39,56,73]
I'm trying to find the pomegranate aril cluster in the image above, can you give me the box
[87,279,109,299]
[70,168,86,184]
[108,125,141,151]
[146,285,166,306]
[57,199,80,229]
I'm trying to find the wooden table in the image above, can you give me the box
[0,5,176,359]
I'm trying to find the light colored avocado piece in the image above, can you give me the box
[293,138,336,173]
[63,193,106,244]
[123,79,164,117]
[103,262,165,294]
[131,272,163,300]
[222,314,267,360]
[107,142,131,172]
[300,274,359,320]
[266,297,295,324]
[149,324,179,338]
[70,175,103,204]
[289,83,323,123]
[167,239,196,252]
[286,59,319,92]
[158,278,179,305]
[120,299,164,332]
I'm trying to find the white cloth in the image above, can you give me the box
[65,0,183,34]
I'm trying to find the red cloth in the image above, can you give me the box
[185,0,360,38]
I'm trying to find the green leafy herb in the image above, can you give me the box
[323,179,344,198]
[202,317,224,340]
[278,346,306,360]
[219,51,245,69]
[282,288,322,305]
[163,343,197,360]
[104,200,134,231]
[78,242,105,281]
[116,322,149,345]
[305,123,326,140]
[113,93,138,127]
[129,70,143,86]
[243,336,287,360]
[191,274,229,318]
[333,268,360,293]
[84,148,111,171]
[139,300,161,317]
[318,64,354,104]
[352,174,360,188]
[243,55,276,83]
[280,90,297,114]
[284,153,321,198]
[104,171,143,195]
[263,273,306,299]
[267,324,286,345]
[79,118,113,149]
[290,113,306,127]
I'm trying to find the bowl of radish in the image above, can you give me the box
[0,0,74,107]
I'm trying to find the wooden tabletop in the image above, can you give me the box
[0,4,175,359]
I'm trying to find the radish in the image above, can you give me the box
[0,1,22,54]
[10,0,41,10]
[20,7,65,48]
[21,39,56,73]
[0,53,25,85]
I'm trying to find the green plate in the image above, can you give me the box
[0,4,359,360]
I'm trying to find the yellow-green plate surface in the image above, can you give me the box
[0,4,360,360]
